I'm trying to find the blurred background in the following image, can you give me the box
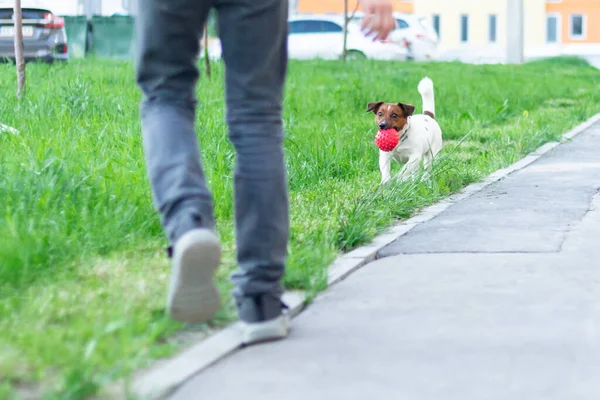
[1,0,598,67]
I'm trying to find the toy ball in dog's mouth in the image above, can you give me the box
[375,129,400,152]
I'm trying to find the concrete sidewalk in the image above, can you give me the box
[171,121,600,400]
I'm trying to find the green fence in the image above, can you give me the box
[63,14,218,60]
[90,16,135,60]
[63,16,88,58]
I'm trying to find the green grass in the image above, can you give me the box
[0,56,599,398]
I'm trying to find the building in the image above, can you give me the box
[414,0,599,49]
[414,0,546,51]
[545,0,600,45]
[296,0,599,45]
[295,0,413,15]
[295,0,600,63]
[416,0,600,62]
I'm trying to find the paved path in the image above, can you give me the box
[583,55,600,69]
[171,121,600,400]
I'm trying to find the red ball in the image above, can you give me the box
[375,128,400,152]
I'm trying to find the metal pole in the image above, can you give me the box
[506,0,524,64]
[13,0,25,98]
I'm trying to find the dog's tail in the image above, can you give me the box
[417,77,435,119]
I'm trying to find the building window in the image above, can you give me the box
[569,14,585,39]
[489,14,497,43]
[460,14,468,43]
[288,20,343,34]
[432,14,440,37]
[546,14,559,43]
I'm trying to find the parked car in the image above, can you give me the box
[206,14,408,61]
[0,1,68,63]
[352,12,439,61]
[287,14,408,61]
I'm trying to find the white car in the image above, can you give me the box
[206,14,408,61]
[286,14,408,61]
[353,12,439,61]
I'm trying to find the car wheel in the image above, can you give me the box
[346,50,367,60]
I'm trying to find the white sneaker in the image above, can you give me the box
[167,229,221,323]
[236,294,290,345]
[242,314,289,345]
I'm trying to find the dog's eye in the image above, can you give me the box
[391,114,398,118]
[377,112,382,116]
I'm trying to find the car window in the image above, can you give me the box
[320,21,343,32]
[396,19,409,29]
[289,20,306,34]
[0,8,50,20]
[22,9,50,19]
[289,19,342,34]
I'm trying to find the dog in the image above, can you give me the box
[367,77,443,184]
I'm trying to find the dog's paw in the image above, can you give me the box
[380,177,391,185]
[393,173,410,183]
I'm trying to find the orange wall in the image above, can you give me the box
[546,0,600,43]
[297,0,414,14]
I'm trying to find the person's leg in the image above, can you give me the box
[215,0,289,343]
[135,0,221,323]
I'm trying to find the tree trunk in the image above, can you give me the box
[13,0,25,98]
[342,0,348,61]
[342,1,360,61]
[203,22,211,78]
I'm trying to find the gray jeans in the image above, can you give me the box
[135,0,289,300]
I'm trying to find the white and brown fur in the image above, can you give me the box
[367,77,443,184]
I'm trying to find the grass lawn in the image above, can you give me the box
[0,56,599,399]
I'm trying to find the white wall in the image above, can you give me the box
[524,0,546,47]
[414,0,546,51]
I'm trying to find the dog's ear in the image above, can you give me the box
[398,103,415,117]
[367,102,383,114]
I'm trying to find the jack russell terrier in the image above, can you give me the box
[367,77,443,184]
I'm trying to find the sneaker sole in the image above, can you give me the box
[242,314,289,345]
[167,229,221,324]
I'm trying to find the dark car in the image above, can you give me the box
[0,5,68,63]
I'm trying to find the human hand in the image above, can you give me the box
[359,0,396,41]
